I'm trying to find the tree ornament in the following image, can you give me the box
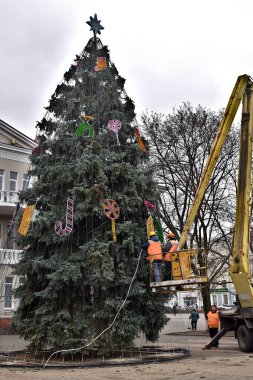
[146,215,154,238]
[153,216,164,243]
[134,127,147,154]
[94,57,107,71]
[108,119,122,145]
[75,116,94,138]
[82,115,93,122]
[144,200,156,210]
[18,205,35,236]
[55,196,74,236]
[103,198,120,242]
[32,146,41,156]
[86,14,104,38]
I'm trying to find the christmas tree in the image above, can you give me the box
[13,15,167,351]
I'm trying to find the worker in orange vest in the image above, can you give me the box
[162,232,178,281]
[206,305,220,348]
[142,231,163,282]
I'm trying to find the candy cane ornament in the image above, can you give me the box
[55,196,74,236]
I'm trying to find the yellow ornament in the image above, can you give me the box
[111,219,117,243]
[18,205,35,236]
[147,215,154,238]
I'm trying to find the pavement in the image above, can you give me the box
[0,312,253,379]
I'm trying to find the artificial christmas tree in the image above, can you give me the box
[13,15,167,352]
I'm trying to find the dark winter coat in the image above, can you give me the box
[162,241,172,253]
[189,310,199,322]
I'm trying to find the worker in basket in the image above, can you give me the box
[142,231,163,282]
[162,232,179,281]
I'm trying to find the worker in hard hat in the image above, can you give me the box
[162,232,178,281]
[206,305,220,348]
[142,231,163,282]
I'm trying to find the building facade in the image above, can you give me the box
[167,283,236,312]
[0,119,35,329]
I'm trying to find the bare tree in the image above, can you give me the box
[142,102,239,313]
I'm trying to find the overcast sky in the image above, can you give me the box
[0,0,252,139]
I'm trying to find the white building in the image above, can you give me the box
[0,119,35,329]
[167,281,236,311]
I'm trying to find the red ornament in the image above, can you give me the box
[32,146,41,156]
[144,200,156,210]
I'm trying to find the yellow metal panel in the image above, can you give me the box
[179,251,191,279]
[171,249,193,280]
[171,263,181,279]
[230,272,253,307]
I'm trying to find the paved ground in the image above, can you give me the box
[0,313,253,379]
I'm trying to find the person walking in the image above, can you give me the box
[172,304,177,316]
[206,305,220,347]
[162,232,178,281]
[142,231,163,282]
[189,308,199,330]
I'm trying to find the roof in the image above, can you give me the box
[0,119,36,150]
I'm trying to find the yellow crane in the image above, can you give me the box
[150,74,253,351]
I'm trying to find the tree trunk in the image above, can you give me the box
[201,282,211,315]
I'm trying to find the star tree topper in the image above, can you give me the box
[86,14,104,38]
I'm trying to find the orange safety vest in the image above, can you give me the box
[147,240,162,262]
[164,240,178,262]
[207,311,220,328]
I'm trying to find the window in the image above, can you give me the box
[223,294,228,305]
[0,169,4,190]
[10,171,18,191]
[23,173,30,190]
[4,277,13,308]
[184,297,197,309]
[6,224,15,249]
[6,224,11,238]
[212,295,218,305]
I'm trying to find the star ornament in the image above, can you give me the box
[86,14,104,37]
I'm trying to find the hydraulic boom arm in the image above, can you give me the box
[178,75,248,249]
[177,75,253,307]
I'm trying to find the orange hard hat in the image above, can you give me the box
[166,232,175,239]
